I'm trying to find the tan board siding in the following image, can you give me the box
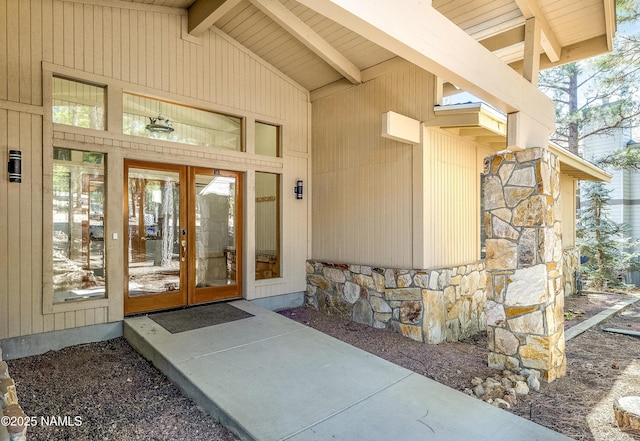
[422,128,483,268]
[0,0,310,338]
[560,173,576,248]
[2,1,310,152]
[311,66,433,268]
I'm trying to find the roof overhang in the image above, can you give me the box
[296,0,556,131]
[427,103,612,182]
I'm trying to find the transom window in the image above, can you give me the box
[122,93,242,150]
[255,122,280,157]
[52,77,106,130]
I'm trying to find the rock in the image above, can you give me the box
[471,377,483,386]
[352,299,373,326]
[487,385,506,400]
[0,378,17,407]
[0,361,8,379]
[463,388,473,396]
[3,404,27,435]
[514,380,530,396]
[613,396,640,431]
[473,384,485,398]
[493,398,511,409]
[502,393,517,407]
[501,377,513,388]
[342,282,361,304]
[400,301,423,324]
[369,295,392,314]
[521,368,541,380]
[527,374,541,392]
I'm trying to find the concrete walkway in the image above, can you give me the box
[124,300,573,441]
[565,295,640,341]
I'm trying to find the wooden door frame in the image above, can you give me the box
[188,167,243,304]
[124,162,244,315]
[124,160,188,315]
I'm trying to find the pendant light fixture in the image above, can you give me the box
[146,102,174,133]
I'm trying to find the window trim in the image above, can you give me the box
[41,64,289,315]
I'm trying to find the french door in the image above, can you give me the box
[124,160,242,315]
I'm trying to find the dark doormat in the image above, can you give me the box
[149,303,254,334]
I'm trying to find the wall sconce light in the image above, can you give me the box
[294,179,303,199]
[8,150,22,183]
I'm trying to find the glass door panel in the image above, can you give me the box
[190,168,242,304]
[125,162,187,314]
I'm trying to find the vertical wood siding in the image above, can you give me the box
[0,0,310,339]
[311,65,433,268]
[560,173,576,248]
[422,128,484,268]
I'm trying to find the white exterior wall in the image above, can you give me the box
[583,128,639,236]
[582,127,640,284]
[0,0,310,339]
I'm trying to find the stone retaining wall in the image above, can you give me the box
[1,346,27,441]
[306,260,486,344]
[562,248,580,296]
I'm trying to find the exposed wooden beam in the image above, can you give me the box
[458,128,493,137]
[361,57,410,82]
[476,135,507,144]
[297,0,555,130]
[514,0,561,62]
[523,18,541,86]
[603,0,617,51]
[434,77,445,106]
[248,0,362,84]
[479,26,525,52]
[510,35,610,72]
[188,0,242,36]
[443,82,462,97]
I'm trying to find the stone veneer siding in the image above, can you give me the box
[562,248,580,296]
[483,147,566,382]
[1,346,27,441]
[306,260,486,344]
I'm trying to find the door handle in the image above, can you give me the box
[181,240,187,262]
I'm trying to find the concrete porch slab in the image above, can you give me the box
[124,300,574,441]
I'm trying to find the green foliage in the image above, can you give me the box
[598,145,640,170]
[542,1,640,290]
[538,0,640,151]
[577,182,640,289]
[616,0,640,23]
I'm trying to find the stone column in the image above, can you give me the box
[483,147,566,382]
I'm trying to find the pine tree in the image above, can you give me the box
[537,0,640,153]
[577,182,620,289]
[577,182,639,289]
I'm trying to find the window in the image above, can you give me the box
[122,93,242,150]
[255,122,280,157]
[255,172,280,279]
[52,148,106,303]
[52,77,106,130]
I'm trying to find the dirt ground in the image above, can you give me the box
[5,291,639,441]
[280,291,640,441]
[6,339,240,441]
